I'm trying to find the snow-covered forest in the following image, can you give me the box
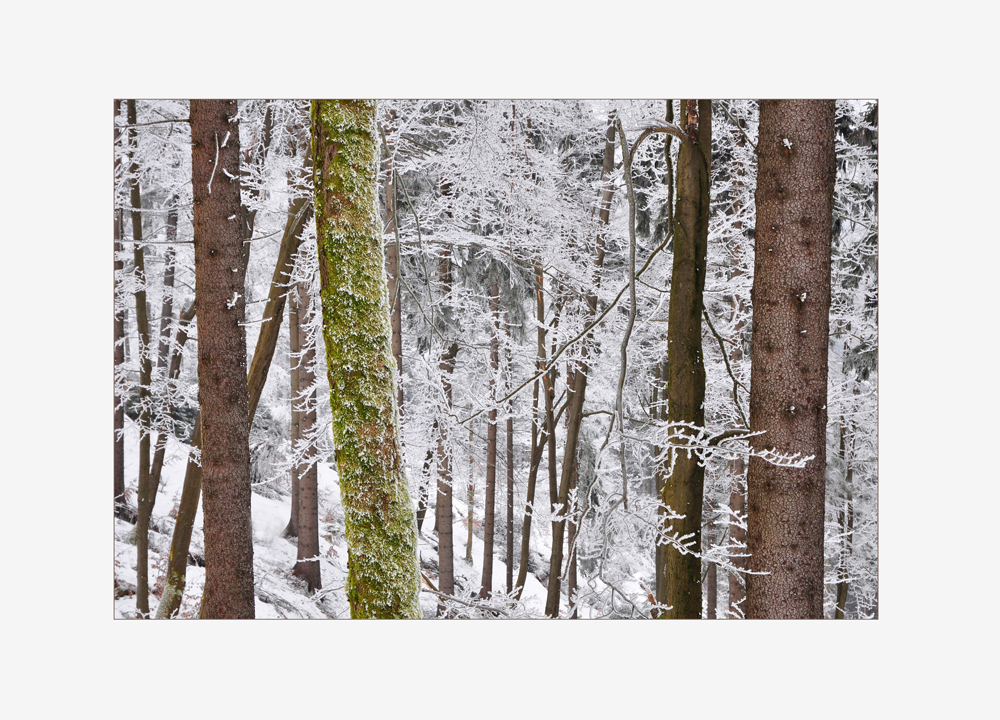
[113,99,877,621]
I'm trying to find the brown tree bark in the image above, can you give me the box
[544,112,615,617]
[514,266,547,598]
[113,100,126,516]
[505,337,514,595]
[383,108,404,411]
[156,178,311,618]
[291,278,321,592]
[190,99,255,619]
[659,100,711,619]
[834,422,855,618]
[480,281,500,599]
[746,100,835,619]
[126,99,154,618]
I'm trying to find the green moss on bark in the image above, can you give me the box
[311,100,421,619]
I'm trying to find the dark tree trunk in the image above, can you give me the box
[505,338,514,595]
[291,278,321,592]
[746,100,835,619]
[659,100,710,620]
[156,169,311,619]
[514,266,547,598]
[284,289,302,539]
[113,100,126,516]
[834,422,855,619]
[544,112,615,617]
[480,282,500,599]
[190,99,255,619]
[126,99,154,618]
[383,108,404,412]
[705,558,718,618]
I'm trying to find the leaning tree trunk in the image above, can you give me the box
[544,112,615,618]
[190,99,255,620]
[659,99,711,620]
[311,99,421,618]
[126,99,154,618]
[746,100,835,619]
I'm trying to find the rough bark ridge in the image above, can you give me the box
[191,99,256,619]
[311,100,421,619]
[659,99,710,619]
[746,100,835,619]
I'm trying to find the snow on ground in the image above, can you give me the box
[114,419,553,618]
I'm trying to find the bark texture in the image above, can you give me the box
[746,99,835,619]
[191,99,256,619]
[311,100,421,619]
[659,100,710,619]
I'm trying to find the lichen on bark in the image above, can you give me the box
[311,100,421,619]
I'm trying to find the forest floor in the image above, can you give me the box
[113,420,549,619]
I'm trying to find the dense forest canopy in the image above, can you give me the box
[113,99,877,621]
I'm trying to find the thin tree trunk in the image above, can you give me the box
[834,422,855,619]
[291,278,321,592]
[127,99,154,618]
[659,100,711,619]
[284,289,302,539]
[383,108,404,411]
[113,100,126,516]
[480,282,500,599]
[436,341,458,606]
[705,557,718,618]
[466,410,475,563]
[746,100,835,619]
[505,340,514,596]
[312,100,421,618]
[544,112,615,617]
[191,99,255,620]
[145,199,180,512]
[514,267,547,598]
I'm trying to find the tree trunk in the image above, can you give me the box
[126,99,154,618]
[291,278,321,592]
[383,108,404,412]
[480,282,500,599]
[436,341,458,605]
[113,100,126,516]
[705,558,718,618]
[505,338,514,596]
[191,99,255,619]
[312,100,421,618]
[156,165,311,619]
[466,412,475,563]
[284,290,302,539]
[746,100,835,619]
[659,99,711,619]
[544,112,615,617]
[834,422,855,619]
[514,266,547,598]
[145,199,180,512]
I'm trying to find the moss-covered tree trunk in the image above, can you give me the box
[746,99,835,619]
[311,100,421,619]
[191,99,256,620]
[659,99,711,619]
